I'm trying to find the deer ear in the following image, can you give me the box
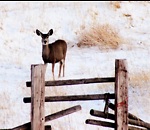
[36,29,42,36]
[48,29,53,36]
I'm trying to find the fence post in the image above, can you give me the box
[31,64,46,130]
[115,59,128,130]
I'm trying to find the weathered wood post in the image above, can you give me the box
[115,59,128,130]
[31,64,46,130]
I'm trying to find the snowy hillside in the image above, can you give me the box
[0,1,150,130]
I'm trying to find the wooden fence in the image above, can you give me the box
[12,59,150,130]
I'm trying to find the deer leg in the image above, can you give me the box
[63,59,65,77]
[52,63,55,80]
[58,61,63,78]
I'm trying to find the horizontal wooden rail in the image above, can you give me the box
[128,126,147,130]
[86,119,147,130]
[108,103,144,122]
[23,93,115,103]
[12,105,81,130]
[12,125,51,130]
[90,109,150,129]
[26,77,115,87]
[45,125,51,130]
[90,109,115,120]
[129,118,150,129]
[86,119,115,128]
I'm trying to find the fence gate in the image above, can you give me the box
[11,59,150,130]
[26,59,128,130]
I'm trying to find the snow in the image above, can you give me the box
[0,1,150,130]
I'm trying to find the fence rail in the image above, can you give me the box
[26,77,115,87]
[24,93,115,103]
[12,105,81,130]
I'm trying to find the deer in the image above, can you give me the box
[36,29,67,80]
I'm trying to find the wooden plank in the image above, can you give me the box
[89,109,150,129]
[26,77,115,87]
[45,125,51,130]
[23,93,115,103]
[90,109,115,120]
[31,64,46,130]
[45,105,81,122]
[115,59,128,130]
[128,126,147,130]
[86,119,147,130]
[129,119,150,129]
[86,119,115,128]
[12,122,30,130]
[108,102,144,122]
[12,125,51,130]
[12,105,81,130]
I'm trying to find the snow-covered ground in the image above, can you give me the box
[0,1,150,130]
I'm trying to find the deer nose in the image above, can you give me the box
[44,41,47,44]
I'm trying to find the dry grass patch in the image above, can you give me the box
[129,71,150,87]
[110,1,121,10]
[77,23,124,51]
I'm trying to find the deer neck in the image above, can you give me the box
[42,44,50,59]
